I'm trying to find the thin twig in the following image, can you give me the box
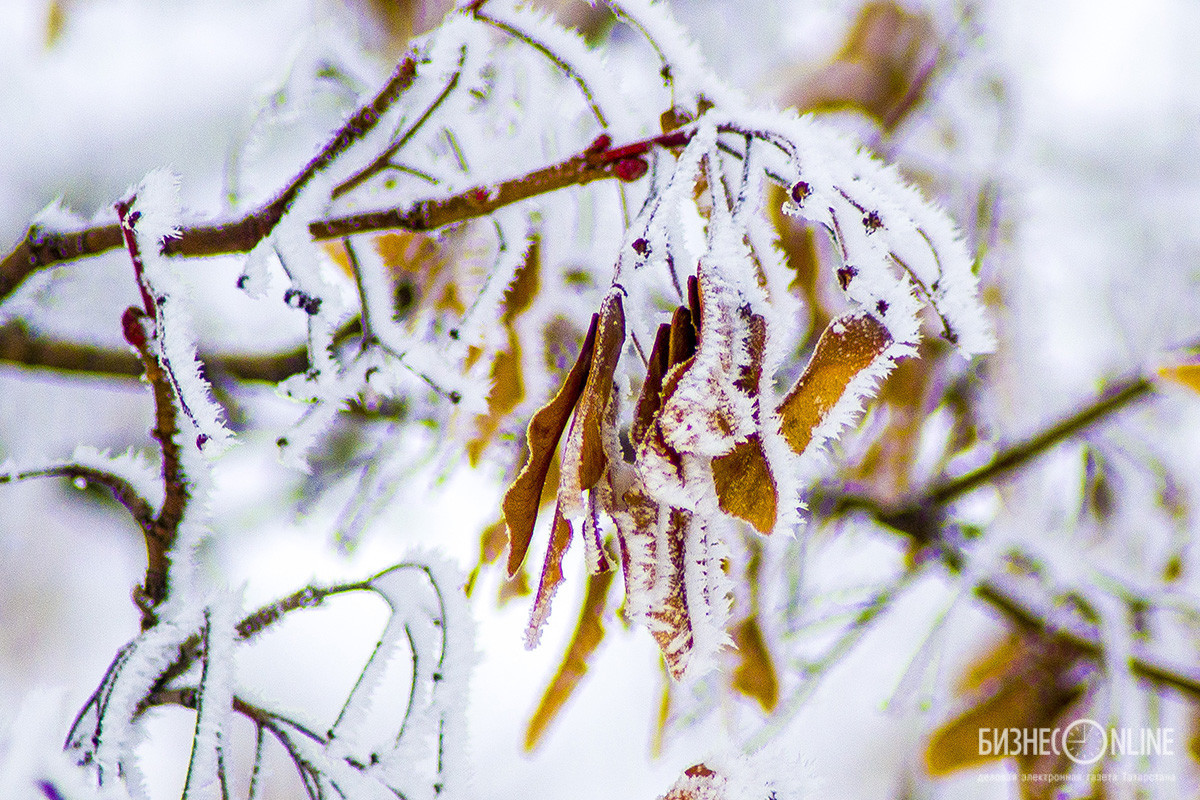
[0,464,155,536]
[309,129,686,239]
[470,5,608,127]
[115,201,188,624]
[926,376,1155,508]
[332,48,467,200]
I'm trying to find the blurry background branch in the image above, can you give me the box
[812,373,1200,702]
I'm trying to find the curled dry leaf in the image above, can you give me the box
[558,290,626,519]
[648,509,698,680]
[503,312,597,576]
[525,507,573,649]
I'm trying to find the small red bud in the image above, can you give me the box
[587,133,612,154]
[614,157,649,183]
[121,306,147,349]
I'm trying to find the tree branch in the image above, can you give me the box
[0,125,684,309]
[0,319,309,382]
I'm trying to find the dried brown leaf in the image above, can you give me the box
[524,554,616,751]
[573,292,626,490]
[777,311,893,455]
[502,313,598,576]
[632,322,672,447]
[651,508,695,680]
[670,303,699,374]
[734,310,767,398]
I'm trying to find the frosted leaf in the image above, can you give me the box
[659,233,759,458]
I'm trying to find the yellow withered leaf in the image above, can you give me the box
[502,314,598,576]
[925,636,1083,777]
[777,311,893,455]
[524,556,616,751]
[711,436,777,534]
[1158,364,1200,395]
[730,615,779,712]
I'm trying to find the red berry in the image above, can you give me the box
[614,157,648,182]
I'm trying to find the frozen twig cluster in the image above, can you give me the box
[3,0,1200,798]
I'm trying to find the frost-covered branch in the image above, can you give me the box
[116,199,192,621]
[0,126,675,309]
